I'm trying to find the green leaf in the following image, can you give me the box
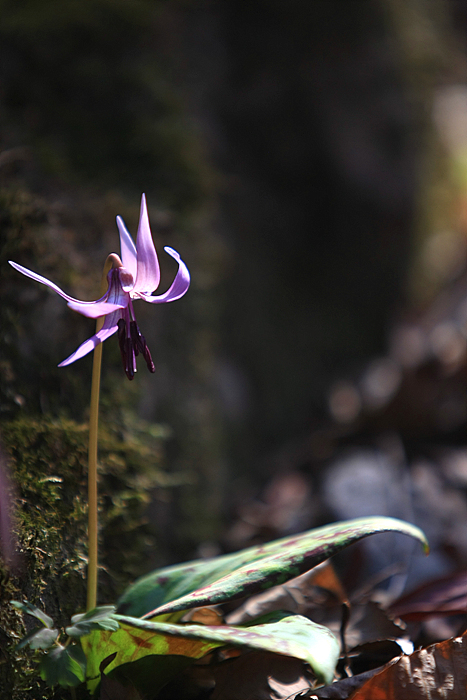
[117,516,428,618]
[81,620,214,694]
[17,626,59,650]
[39,644,86,687]
[11,600,54,628]
[82,611,338,693]
[115,611,339,685]
[66,605,119,638]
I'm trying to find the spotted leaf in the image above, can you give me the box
[118,517,428,619]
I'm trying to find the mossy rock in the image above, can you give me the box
[0,414,171,698]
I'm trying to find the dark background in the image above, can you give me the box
[1,0,467,580]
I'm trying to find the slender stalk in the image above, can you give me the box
[86,256,114,611]
[86,337,102,611]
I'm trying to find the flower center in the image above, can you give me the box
[118,268,134,289]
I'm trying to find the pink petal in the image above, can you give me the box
[58,319,119,367]
[133,194,160,294]
[139,247,190,304]
[9,261,107,305]
[67,300,126,318]
[116,215,137,286]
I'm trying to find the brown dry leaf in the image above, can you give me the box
[226,582,301,625]
[389,570,467,620]
[227,563,346,625]
[309,599,405,652]
[347,639,411,676]
[308,561,348,605]
[343,601,406,650]
[209,650,314,700]
[183,606,224,625]
[349,633,467,699]
[303,668,383,699]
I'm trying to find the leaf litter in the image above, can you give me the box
[157,560,467,700]
[80,517,428,699]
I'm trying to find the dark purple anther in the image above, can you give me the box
[130,321,155,373]
[117,318,154,380]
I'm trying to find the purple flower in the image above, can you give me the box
[9,194,190,379]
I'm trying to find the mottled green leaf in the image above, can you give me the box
[115,611,339,685]
[82,610,338,694]
[66,605,119,637]
[81,620,214,694]
[118,517,428,618]
[17,626,59,650]
[39,644,86,687]
[11,600,54,628]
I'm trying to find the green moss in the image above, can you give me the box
[0,414,172,697]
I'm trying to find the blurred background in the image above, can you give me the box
[2,0,467,609]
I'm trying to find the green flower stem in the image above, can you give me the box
[86,255,115,611]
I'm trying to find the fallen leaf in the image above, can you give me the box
[349,632,467,699]
[227,563,347,626]
[389,570,467,620]
[309,562,349,606]
[182,606,224,625]
[302,667,383,699]
[342,602,406,650]
[210,651,314,700]
[347,639,412,676]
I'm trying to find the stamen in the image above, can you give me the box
[130,321,155,373]
[117,318,155,379]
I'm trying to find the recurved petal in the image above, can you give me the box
[8,261,107,306]
[66,300,126,318]
[58,318,119,367]
[133,194,161,294]
[139,247,190,304]
[116,215,137,286]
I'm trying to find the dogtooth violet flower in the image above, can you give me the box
[9,194,190,380]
